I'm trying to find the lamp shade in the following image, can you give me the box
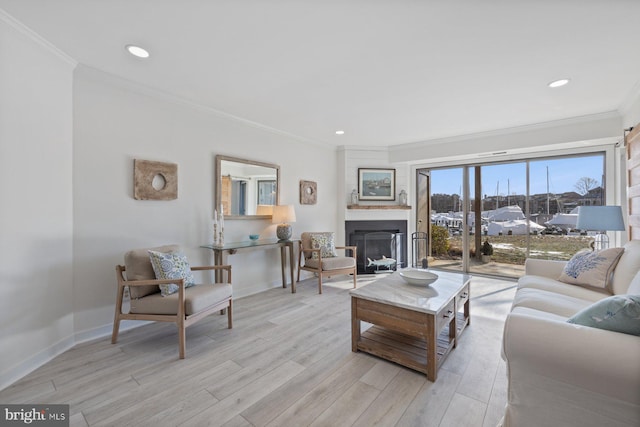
[576,206,625,231]
[272,205,296,224]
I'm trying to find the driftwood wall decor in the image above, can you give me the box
[300,180,317,205]
[133,159,178,200]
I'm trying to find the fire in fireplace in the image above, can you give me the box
[345,220,407,274]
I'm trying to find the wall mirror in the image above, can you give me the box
[215,155,280,219]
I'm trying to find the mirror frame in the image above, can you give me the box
[215,155,281,220]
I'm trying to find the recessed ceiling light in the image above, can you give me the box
[335,130,345,135]
[125,44,150,58]
[548,78,570,88]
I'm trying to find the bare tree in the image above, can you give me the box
[574,177,598,195]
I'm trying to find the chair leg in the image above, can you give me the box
[353,270,357,289]
[111,284,125,344]
[318,272,323,294]
[111,316,121,344]
[178,318,186,359]
[227,299,233,329]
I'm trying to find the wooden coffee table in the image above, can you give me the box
[350,270,471,381]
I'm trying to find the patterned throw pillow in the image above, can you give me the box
[567,295,640,336]
[148,250,196,296]
[310,232,338,259]
[558,247,624,291]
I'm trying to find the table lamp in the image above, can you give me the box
[272,205,296,241]
[576,205,625,250]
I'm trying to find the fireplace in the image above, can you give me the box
[345,220,407,274]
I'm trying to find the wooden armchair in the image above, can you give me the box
[296,232,357,294]
[111,245,232,359]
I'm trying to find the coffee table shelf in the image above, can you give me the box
[358,325,455,375]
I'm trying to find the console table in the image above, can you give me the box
[201,239,297,288]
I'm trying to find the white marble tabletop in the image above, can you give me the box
[350,269,471,314]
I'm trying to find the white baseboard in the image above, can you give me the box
[0,320,154,391]
[0,335,75,391]
[74,319,153,345]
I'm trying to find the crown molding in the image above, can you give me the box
[618,78,640,117]
[390,111,622,153]
[0,8,77,68]
[337,145,390,152]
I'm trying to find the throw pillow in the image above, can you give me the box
[567,295,640,336]
[148,250,196,296]
[627,270,640,295]
[558,247,624,291]
[310,232,338,259]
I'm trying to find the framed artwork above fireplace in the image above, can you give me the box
[358,168,396,201]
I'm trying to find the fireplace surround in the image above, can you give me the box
[345,220,407,274]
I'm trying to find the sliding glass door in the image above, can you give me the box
[419,153,604,278]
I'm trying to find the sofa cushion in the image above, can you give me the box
[124,244,180,299]
[611,240,640,295]
[309,232,338,259]
[567,295,640,336]
[130,283,232,316]
[148,250,196,296]
[304,256,356,271]
[511,288,595,318]
[518,275,610,302]
[628,271,640,295]
[558,247,624,292]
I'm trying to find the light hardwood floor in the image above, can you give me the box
[0,273,517,427]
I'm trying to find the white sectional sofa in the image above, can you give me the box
[501,240,640,427]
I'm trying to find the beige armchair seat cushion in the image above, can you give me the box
[304,256,356,271]
[130,283,232,316]
[125,244,179,298]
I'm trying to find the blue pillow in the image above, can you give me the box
[567,295,640,336]
[148,250,196,296]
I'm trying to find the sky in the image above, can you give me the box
[429,154,605,197]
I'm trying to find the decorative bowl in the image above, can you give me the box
[249,234,260,241]
[399,269,438,286]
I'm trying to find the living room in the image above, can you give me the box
[1,2,639,426]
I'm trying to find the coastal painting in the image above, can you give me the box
[358,168,395,201]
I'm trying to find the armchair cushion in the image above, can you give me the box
[309,232,338,259]
[130,283,232,316]
[148,250,196,296]
[304,256,356,271]
[125,244,180,298]
[557,247,624,292]
[567,294,640,336]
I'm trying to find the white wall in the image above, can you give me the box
[71,66,338,337]
[389,112,622,164]
[0,15,76,389]
[622,91,640,129]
